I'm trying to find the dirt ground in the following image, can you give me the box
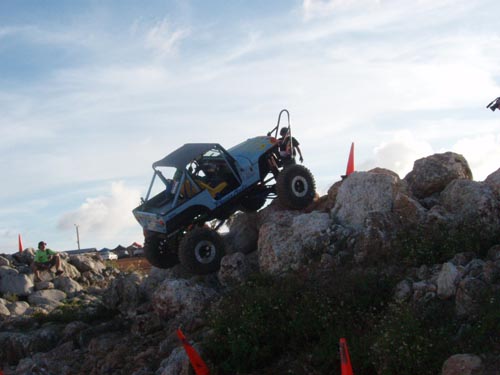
[114,256,151,273]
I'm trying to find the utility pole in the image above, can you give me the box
[74,224,81,250]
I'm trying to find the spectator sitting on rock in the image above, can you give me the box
[32,241,64,281]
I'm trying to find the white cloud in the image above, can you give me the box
[359,131,434,178]
[145,18,190,57]
[451,134,500,181]
[57,181,142,246]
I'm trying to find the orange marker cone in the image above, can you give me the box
[177,328,210,375]
[339,338,354,375]
[18,234,23,253]
[345,142,355,177]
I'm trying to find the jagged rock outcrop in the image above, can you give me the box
[258,211,330,274]
[152,279,218,320]
[217,252,256,287]
[224,212,259,254]
[441,353,483,375]
[404,151,473,199]
[103,273,143,316]
[1,150,500,375]
[0,267,33,297]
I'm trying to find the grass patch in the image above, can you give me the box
[204,269,397,374]
[394,220,498,267]
[204,269,500,374]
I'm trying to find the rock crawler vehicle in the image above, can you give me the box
[133,110,316,274]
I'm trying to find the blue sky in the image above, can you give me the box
[1,0,499,253]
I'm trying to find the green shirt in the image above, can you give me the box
[34,248,57,263]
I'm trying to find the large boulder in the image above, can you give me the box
[152,279,217,320]
[484,167,500,196]
[332,171,410,229]
[7,301,30,317]
[68,255,105,274]
[28,289,67,311]
[437,262,460,299]
[53,277,83,295]
[258,211,330,275]
[218,252,256,287]
[0,298,10,317]
[439,180,500,235]
[0,324,63,366]
[0,266,34,297]
[0,256,10,267]
[224,212,259,254]
[102,273,143,316]
[404,152,472,199]
[331,171,425,263]
[455,276,487,317]
[441,353,483,375]
[157,346,193,375]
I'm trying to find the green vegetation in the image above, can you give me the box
[2,292,19,302]
[204,270,396,374]
[204,270,500,375]
[395,220,498,267]
[32,299,118,324]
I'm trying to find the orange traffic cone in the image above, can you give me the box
[345,142,355,177]
[18,234,23,253]
[339,338,354,375]
[177,328,210,375]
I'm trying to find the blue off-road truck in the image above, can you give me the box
[133,110,316,274]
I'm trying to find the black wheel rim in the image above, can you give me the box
[194,240,217,264]
[291,175,308,197]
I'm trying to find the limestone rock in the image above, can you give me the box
[54,276,83,295]
[0,266,34,297]
[0,256,10,267]
[103,273,143,316]
[218,252,254,287]
[152,279,217,320]
[455,277,487,317]
[158,346,191,375]
[258,211,330,275]
[7,301,30,317]
[331,171,406,229]
[404,152,472,199]
[69,254,105,274]
[441,353,483,375]
[440,180,500,235]
[28,289,67,311]
[484,167,500,195]
[225,212,259,255]
[437,262,460,299]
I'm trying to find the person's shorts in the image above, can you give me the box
[34,257,57,270]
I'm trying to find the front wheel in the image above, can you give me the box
[276,164,316,209]
[178,227,225,274]
[144,235,179,269]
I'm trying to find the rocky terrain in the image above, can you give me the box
[1,151,500,374]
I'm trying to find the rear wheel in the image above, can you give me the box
[144,235,179,269]
[276,164,316,209]
[178,227,225,274]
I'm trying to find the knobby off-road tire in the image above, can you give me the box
[144,235,179,269]
[276,164,316,210]
[178,227,225,274]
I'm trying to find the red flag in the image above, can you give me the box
[18,234,23,253]
[339,338,354,375]
[177,328,210,375]
[345,142,355,177]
